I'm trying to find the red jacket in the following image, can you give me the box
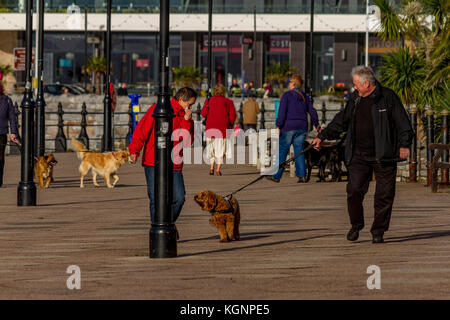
[128,98,194,170]
[201,96,236,138]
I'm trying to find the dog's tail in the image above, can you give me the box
[71,137,87,160]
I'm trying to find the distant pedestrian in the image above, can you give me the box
[242,93,260,133]
[229,79,240,96]
[311,66,414,244]
[266,74,320,183]
[201,84,236,176]
[0,83,19,187]
[128,87,197,238]
[117,82,128,96]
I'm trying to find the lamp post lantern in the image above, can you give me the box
[17,0,36,206]
[150,0,177,258]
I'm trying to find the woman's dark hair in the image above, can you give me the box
[174,87,198,101]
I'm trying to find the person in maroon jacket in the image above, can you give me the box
[201,85,236,176]
[128,87,197,231]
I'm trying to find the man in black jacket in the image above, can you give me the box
[311,66,414,244]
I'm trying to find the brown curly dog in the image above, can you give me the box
[194,190,240,243]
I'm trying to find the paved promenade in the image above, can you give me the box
[0,152,449,300]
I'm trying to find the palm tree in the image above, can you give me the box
[265,60,298,91]
[172,65,202,89]
[374,0,449,113]
[0,64,13,78]
[86,56,107,94]
[380,47,425,109]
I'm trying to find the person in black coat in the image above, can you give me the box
[312,66,414,244]
[117,82,128,96]
[0,83,20,187]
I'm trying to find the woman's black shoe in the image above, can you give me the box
[297,177,307,183]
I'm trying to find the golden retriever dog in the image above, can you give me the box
[34,154,58,189]
[194,190,240,242]
[71,137,129,188]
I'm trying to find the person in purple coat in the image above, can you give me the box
[0,83,19,187]
[266,74,319,183]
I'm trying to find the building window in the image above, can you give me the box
[313,34,334,92]
[264,34,290,87]
[43,33,92,85]
[198,33,242,89]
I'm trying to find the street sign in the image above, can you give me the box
[13,47,35,71]
[87,37,100,44]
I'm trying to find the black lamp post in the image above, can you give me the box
[150,0,177,258]
[253,5,257,87]
[308,0,314,102]
[207,0,212,98]
[35,0,46,157]
[84,5,88,91]
[102,0,113,152]
[17,0,36,206]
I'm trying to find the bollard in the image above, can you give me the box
[55,102,67,152]
[425,107,434,186]
[260,100,265,130]
[127,94,141,146]
[440,109,449,186]
[78,102,89,150]
[408,106,418,182]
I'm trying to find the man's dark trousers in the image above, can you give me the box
[346,152,397,236]
[0,134,6,186]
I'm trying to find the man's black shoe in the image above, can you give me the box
[265,176,280,183]
[346,228,359,241]
[297,177,307,183]
[372,233,384,244]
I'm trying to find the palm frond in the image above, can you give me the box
[374,0,404,40]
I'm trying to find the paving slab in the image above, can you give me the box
[0,152,449,300]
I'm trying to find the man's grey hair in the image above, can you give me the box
[351,66,377,86]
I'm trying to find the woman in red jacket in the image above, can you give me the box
[201,85,236,176]
[128,87,196,229]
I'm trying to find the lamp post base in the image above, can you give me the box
[149,224,177,258]
[17,182,36,206]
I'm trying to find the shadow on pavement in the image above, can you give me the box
[37,197,146,207]
[178,228,328,244]
[385,230,450,243]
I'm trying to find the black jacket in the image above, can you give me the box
[317,82,414,165]
[0,94,18,135]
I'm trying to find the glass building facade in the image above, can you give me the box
[2,0,382,14]
[0,0,404,94]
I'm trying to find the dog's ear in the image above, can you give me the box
[206,192,217,210]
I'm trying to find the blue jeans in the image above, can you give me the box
[273,129,307,179]
[144,166,186,223]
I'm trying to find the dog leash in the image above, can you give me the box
[0,140,23,152]
[225,144,314,197]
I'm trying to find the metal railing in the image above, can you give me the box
[9,99,448,187]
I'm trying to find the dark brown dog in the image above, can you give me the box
[34,154,57,188]
[194,190,240,243]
